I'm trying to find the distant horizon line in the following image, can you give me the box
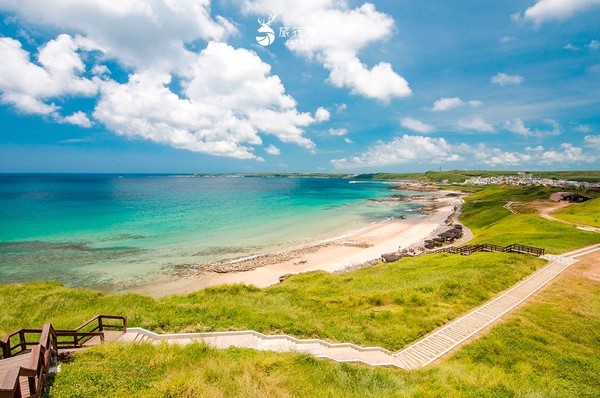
[1,170,599,176]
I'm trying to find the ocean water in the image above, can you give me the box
[0,174,424,291]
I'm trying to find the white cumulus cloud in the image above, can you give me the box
[505,119,532,136]
[584,135,600,147]
[61,111,93,128]
[491,72,524,86]
[93,42,321,160]
[315,107,330,122]
[537,143,592,164]
[331,135,596,170]
[575,124,591,133]
[336,103,348,113]
[588,40,600,50]
[504,118,560,138]
[523,0,600,24]
[457,117,494,133]
[0,35,97,115]
[432,97,464,112]
[478,147,531,166]
[0,0,236,70]
[241,1,411,102]
[400,117,434,134]
[331,135,464,169]
[432,97,481,112]
[328,128,348,136]
[91,64,110,76]
[265,144,281,155]
[0,1,335,160]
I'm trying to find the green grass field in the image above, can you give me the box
[553,198,600,228]
[48,255,600,397]
[1,185,598,397]
[461,186,600,252]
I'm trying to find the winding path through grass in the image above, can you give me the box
[541,205,600,233]
[505,199,600,233]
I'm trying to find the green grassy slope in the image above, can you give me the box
[553,198,600,228]
[0,253,543,350]
[49,256,600,397]
[461,186,600,252]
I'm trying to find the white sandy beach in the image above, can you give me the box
[132,196,462,297]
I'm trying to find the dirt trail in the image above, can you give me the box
[506,200,600,233]
[539,202,600,232]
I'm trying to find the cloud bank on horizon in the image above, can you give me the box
[0,0,598,172]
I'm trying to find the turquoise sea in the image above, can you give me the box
[0,174,424,291]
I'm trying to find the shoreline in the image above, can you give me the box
[131,195,463,297]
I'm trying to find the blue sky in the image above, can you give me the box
[0,0,598,173]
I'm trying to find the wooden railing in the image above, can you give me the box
[1,315,126,358]
[481,244,507,253]
[55,315,127,349]
[0,315,126,398]
[504,244,545,257]
[0,323,57,398]
[1,328,48,359]
[436,243,544,257]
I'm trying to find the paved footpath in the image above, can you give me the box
[119,243,600,370]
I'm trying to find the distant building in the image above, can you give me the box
[463,175,599,189]
[562,193,591,203]
[550,192,591,202]
[550,192,570,202]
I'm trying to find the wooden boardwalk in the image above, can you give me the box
[119,243,600,369]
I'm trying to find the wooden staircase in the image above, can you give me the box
[0,315,126,398]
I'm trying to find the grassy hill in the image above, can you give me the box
[0,253,544,350]
[553,198,600,228]
[461,186,600,252]
[49,252,600,398]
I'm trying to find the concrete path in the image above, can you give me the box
[118,243,600,370]
[503,201,518,214]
